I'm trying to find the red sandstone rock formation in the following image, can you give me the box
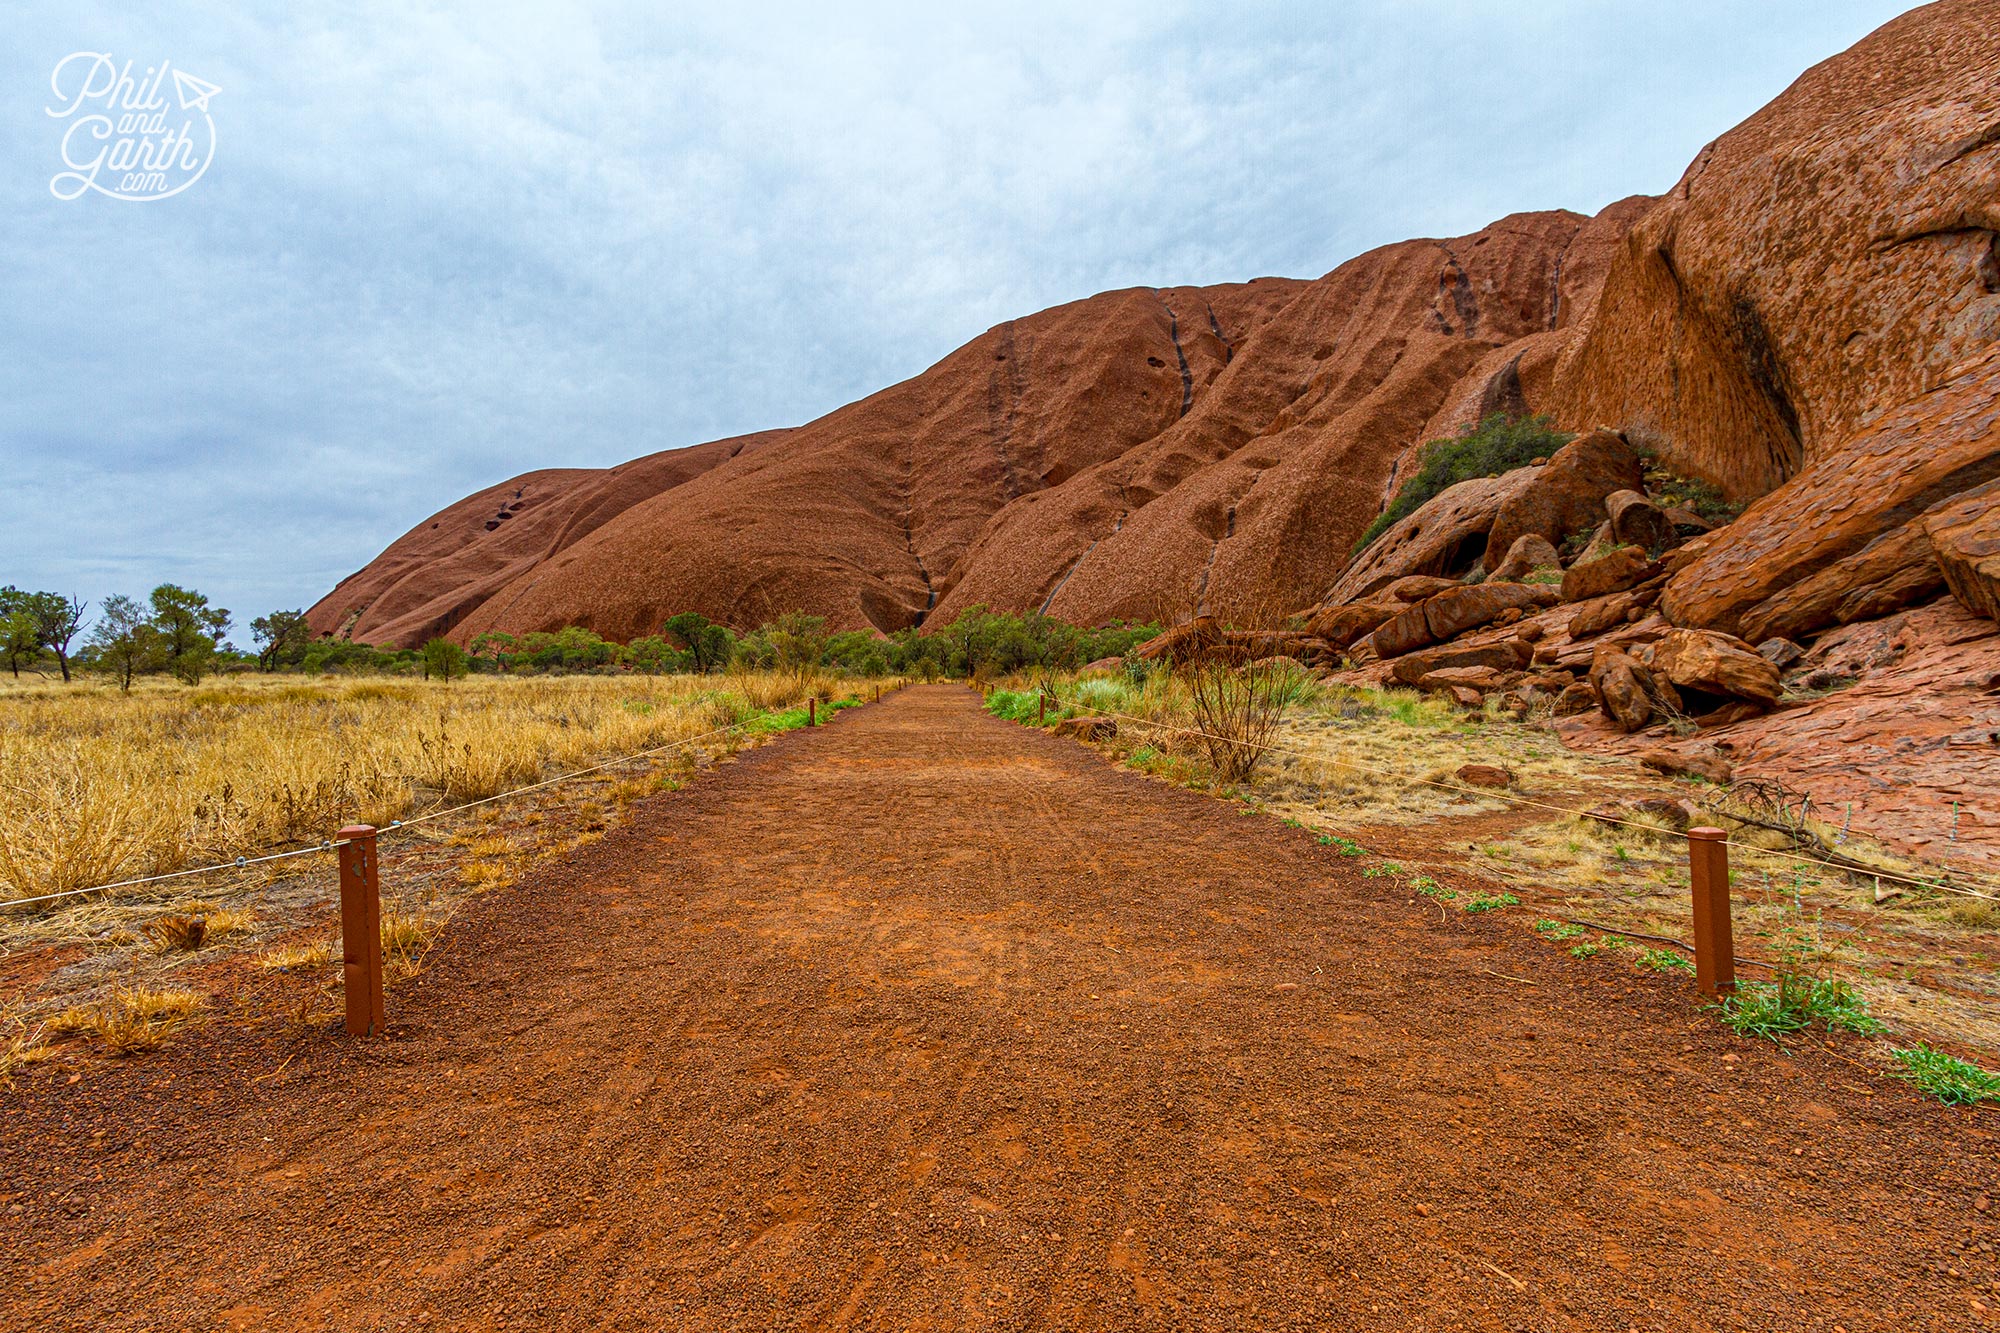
[309,2,2000,863]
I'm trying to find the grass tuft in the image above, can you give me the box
[48,987,205,1054]
[1887,1045,2000,1106]
[257,936,333,970]
[1712,976,1883,1044]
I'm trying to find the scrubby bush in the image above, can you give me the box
[1354,414,1574,555]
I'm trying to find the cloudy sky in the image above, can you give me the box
[1,1,1918,632]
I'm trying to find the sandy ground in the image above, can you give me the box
[1,685,1995,1331]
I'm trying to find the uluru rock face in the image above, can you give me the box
[305,432,787,646]
[314,0,2000,663]
[313,208,1637,642]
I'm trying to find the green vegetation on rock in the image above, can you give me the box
[1354,414,1574,555]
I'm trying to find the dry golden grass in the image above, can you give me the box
[257,936,333,970]
[0,671,840,903]
[45,986,205,1055]
[381,910,444,980]
[458,859,516,890]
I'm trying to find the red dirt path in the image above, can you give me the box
[3,685,1995,1331]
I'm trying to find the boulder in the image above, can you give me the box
[1422,582,1561,642]
[1054,716,1117,742]
[1306,601,1402,649]
[1553,680,1599,716]
[1737,518,1945,645]
[1755,638,1805,670]
[1661,507,1718,535]
[1387,641,1531,687]
[1589,645,1664,733]
[1328,471,1543,605]
[1924,477,2000,623]
[1081,656,1125,672]
[1487,533,1562,583]
[1446,686,1486,709]
[1567,584,1661,640]
[1541,613,1674,672]
[1659,359,2000,635]
[1561,546,1658,602]
[1135,618,1223,664]
[1646,628,1783,708]
[1367,603,1439,659]
[1221,631,1330,665]
[1415,665,1510,694]
[1693,701,1768,731]
[1380,575,1460,603]
[1483,429,1646,571]
[1456,763,1515,789]
[1605,489,1675,554]
[1638,742,1734,785]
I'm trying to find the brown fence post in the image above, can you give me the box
[336,824,385,1036]
[1039,693,1047,723]
[1687,827,1735,998]
[808,697,816,726]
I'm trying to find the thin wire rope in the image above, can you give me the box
[0,707,788,913]
[1055,696,2000,903]
[0,844,332,910]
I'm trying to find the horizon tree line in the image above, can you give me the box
[0,585,1159,689]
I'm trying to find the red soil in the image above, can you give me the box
[4,687,1995,1330]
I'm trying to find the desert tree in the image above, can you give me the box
[0,603,39,677]
[662,612,734,674]
[27,592,88,682]
[420,637,470,682]
[88,594,162,691]
[250,609,311,671]
[468,630,518,672]
[765,612,830,681]
[149,584,232,684]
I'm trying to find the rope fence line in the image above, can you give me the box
[1050,697,2000,904]
[0,695,836,915]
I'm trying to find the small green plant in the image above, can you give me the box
[1712,977,1883,1044]
[1363,863,1403,879]
[1353,414,1573,555]
[1462,892,1519,914]
[1637,947,1695,974]
[1887,1045,2000,1106]
[1317,834,1366,857]
[1650,474,1742,526]
[1569,940,1604,958]
[1534,920,1585,941]
[1411,877,1457,902]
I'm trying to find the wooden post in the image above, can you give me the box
[1038,693,1047,723]
[808,697,816,726]
[336,824,385,1036]
[1687,827,1735,998]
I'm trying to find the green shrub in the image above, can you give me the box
[1354,414,1573,556]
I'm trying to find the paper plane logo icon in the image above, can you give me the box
[172,68,220,112]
